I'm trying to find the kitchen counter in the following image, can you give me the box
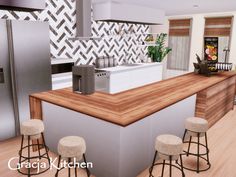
[29,71,236,177]
[51,58,75,65]
[30,71,236,127]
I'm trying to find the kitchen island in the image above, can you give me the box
[30,71,236,177]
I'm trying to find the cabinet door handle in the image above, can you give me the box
[0,67,5,83]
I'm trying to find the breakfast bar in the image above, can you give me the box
[29,71,236,177]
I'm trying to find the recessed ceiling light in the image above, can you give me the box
[193,4,199,8]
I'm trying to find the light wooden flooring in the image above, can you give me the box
[1,107,236,177]
[0,137,94,177]
[138,107,236,177]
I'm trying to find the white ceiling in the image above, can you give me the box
[92,0,236,16]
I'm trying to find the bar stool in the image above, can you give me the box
[181,117,211,173]
[55,136,90,177]
[149,134,185,177]
[19,119,50,176]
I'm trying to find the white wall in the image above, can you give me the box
[188,14,205,71]
[152,11,236,78]
[150,19,169,78]
[229,14,236,66]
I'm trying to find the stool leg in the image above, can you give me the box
[149,151,157,177]
[187,135,192,156]
[37,139,41,160]
[55,155,61,177]
[68,158,71,177]
[161,160,165,177]
[83,154,90,177]
[182,129,187,141]
[169,156,172,177]
[205,132,210,165]
[27,135,31,177]
[197,133,200,173]
[179,154,185,177]
[41,133,50,165]
[74,158,77,177]
[18,135,24,167]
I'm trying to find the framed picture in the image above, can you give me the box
[204,37,218,63]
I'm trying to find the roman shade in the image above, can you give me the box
[169,19,191,36]
[167,19,192,71]
[204,17,233,36]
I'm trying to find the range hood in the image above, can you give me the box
[92,1,165,25]
[68,0,100,41]
[0,0,45,11]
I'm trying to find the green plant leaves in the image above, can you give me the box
[147,33,172,62]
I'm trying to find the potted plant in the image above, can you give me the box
[147,33,172,62]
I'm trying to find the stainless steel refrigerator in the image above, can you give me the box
[0,19,52,141]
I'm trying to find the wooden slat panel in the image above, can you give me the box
[204,16,232,36]
[169,29,190,36]
[207,94,234,118]
[204,27,231,36]
[169,19,191,27]
[195,76,236,127]
[29,96,42,119]
[169,19,191,36]
[205,17,232,26]
[206,85,235,107]
[205,77,235,98]
[206,100,234,127]
[29,96,43,151]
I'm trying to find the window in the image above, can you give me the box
[167,19,192,71]
[204,17,233,62]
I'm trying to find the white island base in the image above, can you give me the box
[42,95,196,177]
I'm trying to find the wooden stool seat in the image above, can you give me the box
[56,136,90,177]
[20,119,44,138]
[150,134,185,177]
[155,134,183,158]
[18,119,50,176]
[58,136,86,160]
[181,117,211,173]
[185,117,208,137]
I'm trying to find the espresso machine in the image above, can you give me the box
[72,65,95,94]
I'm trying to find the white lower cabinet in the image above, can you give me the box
[52,72,72,90]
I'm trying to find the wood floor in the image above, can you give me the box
[1,107,236,177]
[0,137,94,177]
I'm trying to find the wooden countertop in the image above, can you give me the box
[30,71,236,126]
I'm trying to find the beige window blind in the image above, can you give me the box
[204,17,233,62]
[167,19,192,71]
[204,17,232,36]
[169,19,191,36]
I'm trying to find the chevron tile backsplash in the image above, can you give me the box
[0,0,149,65]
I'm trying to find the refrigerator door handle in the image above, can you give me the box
[7,20,20,136]
[0,67,4,83]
